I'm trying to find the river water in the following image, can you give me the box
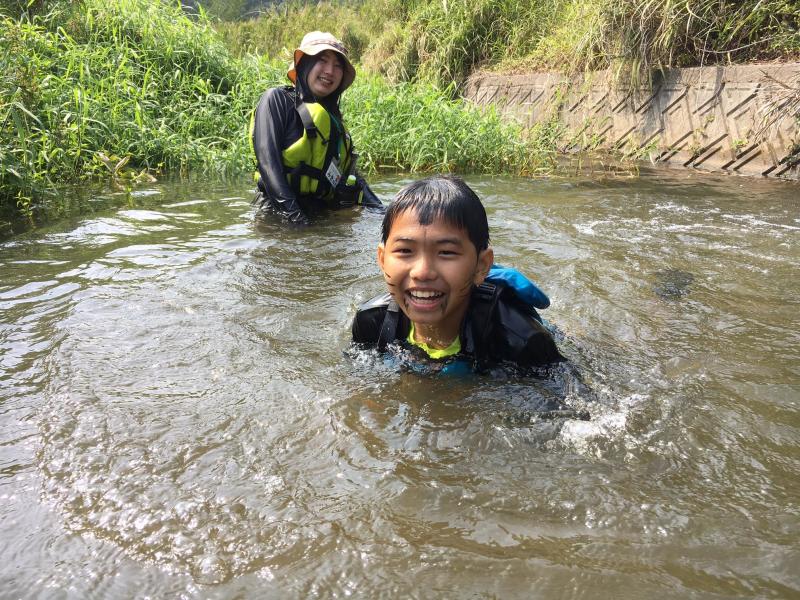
[1,169,798,598]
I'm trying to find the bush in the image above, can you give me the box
[0,0,282,215]
[344,74,555,175]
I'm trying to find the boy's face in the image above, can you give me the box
[378,209,494,342]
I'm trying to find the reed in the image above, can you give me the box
[358,0,799,88]
[0,0,273,218]
[1,0,557,223]
[344,74,554,175]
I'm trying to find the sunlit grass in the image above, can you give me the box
[0,0,558,222]
[213,0,408,62]
[0,0,277,217]
[345,74,555,175]
[359,0,799,88]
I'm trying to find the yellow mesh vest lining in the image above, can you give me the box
[407,323,461,359]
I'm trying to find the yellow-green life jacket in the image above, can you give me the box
[282,102,355,201]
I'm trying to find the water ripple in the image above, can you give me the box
[0,174,795,597]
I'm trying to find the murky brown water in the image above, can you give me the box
[1,169,798,598]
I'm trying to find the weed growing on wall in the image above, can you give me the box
[358,0,800,89]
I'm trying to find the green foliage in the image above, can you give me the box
[214,0,408,62]
[189,0,280,22]
[0,0,54,19]
[192,0,249,22]
[355,0,800,89]
[594,0,800,81]
[362,0,565,88]
[0,0,281,215]
[1,0,556,220]
[345,74,554,175]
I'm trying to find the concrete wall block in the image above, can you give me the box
[464,63,800,179]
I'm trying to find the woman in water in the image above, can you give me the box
[251,31,384,226]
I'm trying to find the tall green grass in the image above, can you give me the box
[1,0,557,223]
[359,0,799,88]
[0,0,278,218]
[213,0,798,91]
[345,74,555,175]
[213,0,408,62]
[0,0,53,18]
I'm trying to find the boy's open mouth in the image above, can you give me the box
[406,289,445,308]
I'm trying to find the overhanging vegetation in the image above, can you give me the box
[0,0,548,222]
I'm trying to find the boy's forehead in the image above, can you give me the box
[389,208,468,239]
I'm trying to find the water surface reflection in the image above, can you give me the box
[0,170,797,598]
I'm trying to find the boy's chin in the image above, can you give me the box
[401,297,445,319]
[407,313,442,326]
[403,305,455,330]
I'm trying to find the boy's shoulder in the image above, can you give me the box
[351,283,563,367]
[351,292,396,346]
[485,284,564,366]
[357,292,393,312]
[459,281,563,367]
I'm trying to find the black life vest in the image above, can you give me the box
[352,282,564,369]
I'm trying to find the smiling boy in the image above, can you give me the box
[352,176,564,371]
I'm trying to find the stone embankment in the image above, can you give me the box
[465,63,800,179]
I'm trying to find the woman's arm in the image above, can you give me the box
[355,175,385,211]
[252,89,310,225]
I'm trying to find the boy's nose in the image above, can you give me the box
[411,256,436,280]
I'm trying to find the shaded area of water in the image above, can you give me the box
[1,170,798,598]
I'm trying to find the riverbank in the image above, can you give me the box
[3,0,798,229]
[465,63,800,180]
[212,0,799,89]
[0,0,548,229]
[214,0,799,180]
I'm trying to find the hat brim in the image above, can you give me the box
[287,45,356,93]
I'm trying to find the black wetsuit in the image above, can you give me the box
[351,281,565,371]
[251,86,383,225]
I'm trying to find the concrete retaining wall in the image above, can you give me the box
[464,63,800,179]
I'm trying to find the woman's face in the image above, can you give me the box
[306,50,344,99]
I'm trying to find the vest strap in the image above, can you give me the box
[296,102,322,141]
[466,282,500,362]
[285,162,333,198]
[377,299,400,352]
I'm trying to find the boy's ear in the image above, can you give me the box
[473,247,494,285]
[377,243,385,271]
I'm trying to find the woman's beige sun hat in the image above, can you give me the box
[286,31,356,93]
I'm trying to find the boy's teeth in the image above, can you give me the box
[411,290,440,298]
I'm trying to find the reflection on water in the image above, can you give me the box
[0,170,798,598]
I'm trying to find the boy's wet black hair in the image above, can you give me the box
[381,175,490,251]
